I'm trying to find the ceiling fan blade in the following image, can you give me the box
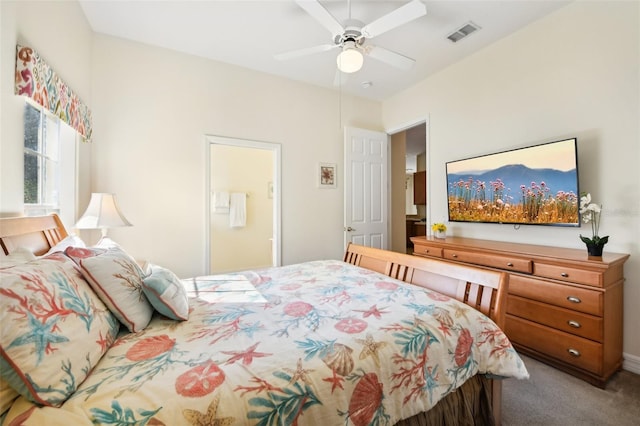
[275,44,338,61]
[361,0,427,39]
[295,0,344,37]
[366,45,415,70]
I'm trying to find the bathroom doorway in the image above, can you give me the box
[206,136,281,273]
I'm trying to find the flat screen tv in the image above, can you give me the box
[446,138,580,226]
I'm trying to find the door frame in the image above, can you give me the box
[385,115,431,231]
[204,135,282,273]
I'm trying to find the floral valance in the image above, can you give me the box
[15,44,92,142]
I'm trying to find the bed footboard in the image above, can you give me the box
[343,243,508,328]
[344,243,508,425]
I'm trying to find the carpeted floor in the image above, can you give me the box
[502,355,640,425]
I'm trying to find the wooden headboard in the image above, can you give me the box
[344,242,508,329]
[0,214,68,257]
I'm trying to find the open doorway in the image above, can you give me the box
[390,122,427,254]
[206,136,281,273]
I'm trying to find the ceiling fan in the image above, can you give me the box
[276,0,427,74]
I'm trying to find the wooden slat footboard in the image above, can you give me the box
[344,243,508,425]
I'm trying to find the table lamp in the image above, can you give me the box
[75,193,132,238]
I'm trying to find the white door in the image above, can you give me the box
[344,127,389,249]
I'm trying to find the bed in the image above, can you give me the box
[0,214,528,425]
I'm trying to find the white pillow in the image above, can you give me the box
[65,246,153,332]
[93,237,120,249]
[44,234,86,256]
[142,264,189,321]
[0,247,36,269]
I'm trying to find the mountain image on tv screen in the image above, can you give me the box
[446,138,579,226]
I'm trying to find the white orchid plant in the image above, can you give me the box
[579,193,608,246]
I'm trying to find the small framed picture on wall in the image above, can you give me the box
[318,163,337,188]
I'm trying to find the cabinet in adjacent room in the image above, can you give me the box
[405,220,427,247]
[413,171,426,205]
[410,235,629,388]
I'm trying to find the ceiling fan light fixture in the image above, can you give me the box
[336,41,363,73]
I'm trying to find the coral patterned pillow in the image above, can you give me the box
[142,264,189,321]
[0,253,120,407]
[65,246,153,332]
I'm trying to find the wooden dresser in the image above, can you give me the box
[410,236,629,387]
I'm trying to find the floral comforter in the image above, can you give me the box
[3,260,528,425]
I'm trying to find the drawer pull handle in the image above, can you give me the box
[452,254,458,258]
[568,348,581,357]
[561,272,569,278]
[568,320,582,328]
[506,262,514,267]
[567,296,581,304]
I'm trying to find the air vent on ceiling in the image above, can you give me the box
[447,22,480,43]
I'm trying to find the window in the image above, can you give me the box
[23,101,78,224]
[24,102,60,214]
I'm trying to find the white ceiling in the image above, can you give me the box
[79,0,571,101]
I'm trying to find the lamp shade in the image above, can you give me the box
[75,193,132,235]
[336,42,363,74]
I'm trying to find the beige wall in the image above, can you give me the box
[382,0,640,365]
[0,0,93,216]
[89,35,383,278]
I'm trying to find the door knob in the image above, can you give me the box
[345,227,355,232]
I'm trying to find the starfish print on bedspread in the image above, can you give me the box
[283,358,314,385]
[221,342,272,366]
[356,333,387,367]
[354,304,389,319]
[183,396,234,426]
[322,367,345,393]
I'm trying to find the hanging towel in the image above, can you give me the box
[212,191,230,213]
[229,192,247,228]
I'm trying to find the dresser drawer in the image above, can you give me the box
[413,244,443,258]
[507,295,603,341]
[509,274,602,315]
[506,315,602,375]
[534,262,602,287]
[443,249,532,273]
